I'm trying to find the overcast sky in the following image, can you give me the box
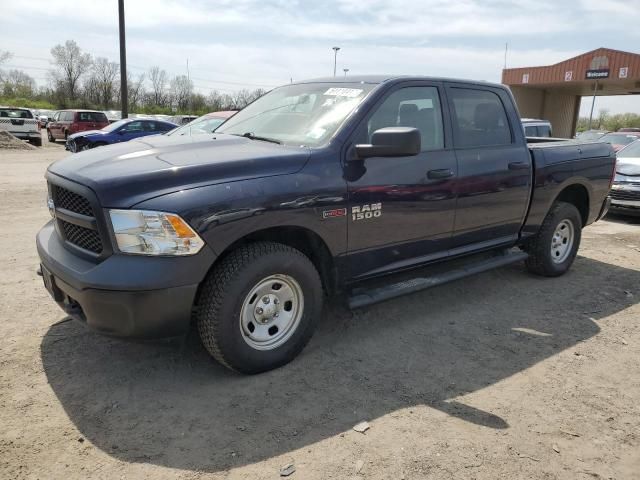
[4,0,640,116]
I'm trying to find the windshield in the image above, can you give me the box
[216,82,377,146]
[0,108,33,119]
[618,140,640,158]
[168,115,227,137]
[600,133,638,146]
[102,119,129,132]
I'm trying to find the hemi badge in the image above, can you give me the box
[322,208,347,219]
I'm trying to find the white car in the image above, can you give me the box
[0,106,42,146]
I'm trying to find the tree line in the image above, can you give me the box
[0,41,268,114]
[577,109,640,132]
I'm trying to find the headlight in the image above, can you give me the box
[109,209,204,256]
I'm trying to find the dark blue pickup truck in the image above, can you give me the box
[37,76,615,373]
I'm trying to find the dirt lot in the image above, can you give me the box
[0,147,639,480]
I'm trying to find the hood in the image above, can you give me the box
[69,130,106,139]
[47,133,311,207]
[616,157,640,176]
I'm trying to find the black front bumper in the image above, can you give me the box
[37,221,215,338]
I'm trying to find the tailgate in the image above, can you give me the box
[0,117,39,133]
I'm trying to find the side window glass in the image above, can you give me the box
[143,121,156,132]
[360,86,444,151]
[449,88,512,148]
[122,121,143,133]
[524,125,536,137]
[538,125,551,137]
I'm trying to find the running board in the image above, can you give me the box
[347,249,529,309]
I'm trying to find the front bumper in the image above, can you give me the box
[36,221,215,338]
[609,182,640,214]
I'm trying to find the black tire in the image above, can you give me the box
[196,242,323,374]
[525,201,582,277]
[32,137,42,147]
[47,130,55,142]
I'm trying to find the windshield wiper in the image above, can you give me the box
[235,132,282,145]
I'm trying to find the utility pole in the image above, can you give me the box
[118,0,128,118]
[332,46,340,77]
[588,80,598,130]
[343,68,349,77]
[504,43,508,69]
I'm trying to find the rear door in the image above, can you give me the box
[345,82,458,278]
[446,84,532,249]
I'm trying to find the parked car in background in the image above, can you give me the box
[618,127,640,133]
[36,109,55,128]
[609,140,640,216]
[167,114,198,126]
[522,118,552,137]
[66,117,178,152]
[598,132,640,152]
[575,130,609,141]
[167,110,237,137]
[47,110,110,142]
[0,106,42,146]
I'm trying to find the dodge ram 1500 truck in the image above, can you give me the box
[37,76,614,373]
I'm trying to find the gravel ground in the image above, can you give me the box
[0,148,639,480]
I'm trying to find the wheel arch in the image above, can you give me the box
[203,225,338,296]
[553,183,590,226]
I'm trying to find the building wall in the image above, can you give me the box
[542,91,580,138]
[510,86,579,138]
[510,87,545,118]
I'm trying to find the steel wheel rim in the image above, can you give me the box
[239,274,304,351]
[550,219,574,264]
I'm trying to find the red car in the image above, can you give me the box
[47,109,109,142]
[599,132,640,152]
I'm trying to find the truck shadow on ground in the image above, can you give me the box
[41,256,639,473]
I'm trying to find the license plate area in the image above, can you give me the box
[41,264,64,302]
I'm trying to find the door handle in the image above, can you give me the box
[427,168,454,179]
[508,161,530,170]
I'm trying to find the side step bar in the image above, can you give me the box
[347,249,529,309]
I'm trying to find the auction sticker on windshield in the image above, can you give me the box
[324,88,363,97]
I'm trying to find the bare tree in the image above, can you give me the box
[148,66,168,107]
[0,50,11,82]
[92,57,119,109]
[169,75,193,111]
[2,69,36,97]
[50,40,93,100]
[127,72,146,111]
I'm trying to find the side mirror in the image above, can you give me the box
[355,127,421,159]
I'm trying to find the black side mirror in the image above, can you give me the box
[355,127,421,159]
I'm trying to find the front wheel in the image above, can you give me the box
[47,130,55,142]
[525,201,582,277]
[196,242,323,374]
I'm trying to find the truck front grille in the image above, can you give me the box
[52,185,94,216]
[610,189,640,201]
[59,220,103,253]
[49,181,107,257]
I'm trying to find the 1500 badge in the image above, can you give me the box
[352,203,382,221]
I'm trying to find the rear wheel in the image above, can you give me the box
[196,242,323,374]
[525,201,582,276]
[31,137,42,147]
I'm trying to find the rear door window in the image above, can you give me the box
[78,112,108,123]
[537,125,551,137]
[524,125,537,137]
[449,88,512,148]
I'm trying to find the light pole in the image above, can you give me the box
[332,46,340,77]
[118,0,128,118]
[343,68,349,77]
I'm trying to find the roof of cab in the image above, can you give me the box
[291,75,505,89]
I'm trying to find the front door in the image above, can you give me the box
[345,83,457,279]
[445,84,532,249]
